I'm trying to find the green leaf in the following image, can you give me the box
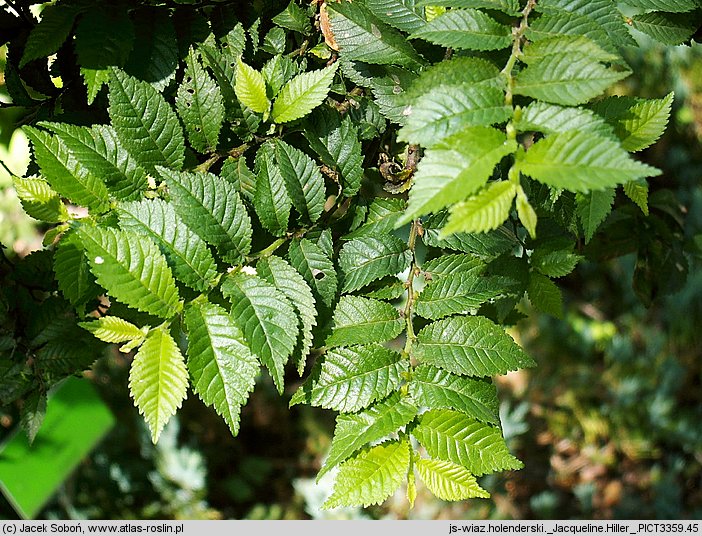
[108,69,185,173]
[416,0,520,14]
[443,181,517,236]
[339,235,412,293]
[527,272,563,317]
[124,9,178,91]
[74,7,135,69]
[514,53,630,106]
[416,458,490,500]
[263,55,301,98]
[345,198,407,239]
[254,143,292,237]
[79,316,147,346]
[256,255,317,375]
[118,199,218,292]
[526,11,618,57]
[521,35,620,64]
[12,176,69,223]
[514,101,615,139]
[273,140,326,224]
[23,127,111,213]
[272,64,338,123]
[398,86,512,147]
[323,440,410,509]
[20,4,81,68]
[366,0,426,32]
[235,59,270,117]
[422,213,518,259]
[20,391,47,446]
[291,344,408,412]
[421,253,485,279]
[272,1,312,34]
[516,131,661,192]
[409,8,512,51]
[81,68,111,105]
[325,296,403,347]
[184,299,260,436]
[590,93,674,152]
[221,156,256,201]
[77,225,182,319]
[54,232,100,311]
[176,47,225,153]
[415,273,505,320]
[327,1,426,69]
[412,409,523,475]
[160,168,252,265]
[576,188,616,243]
[415,315,535,376]
[199,26,246,121]
[399,127,517,224]
[530,241,582,277]
[41,123,148,201]
[288,238,338,308]
[631,11,698,45]
[623,179,649,216]
[516,187,538,239]
[129,326,189,444]
[623,0,700,12]
[222,272,299,394]
[319,393,418,479]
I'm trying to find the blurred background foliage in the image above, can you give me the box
[0,20,701,522]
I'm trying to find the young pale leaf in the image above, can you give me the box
[590,93,674,152]
[235,60,270,117]
[160,168,252,265]
[513,101,615,139]
[412,409,523,475]
[409,8,512,51]
[176,47,225,153]
[79,316,147,346]
[443,181,517,236]
[339,235,412,293]
[410,365,499,424]
[273,140,326,223]
[576,188,615,243]
[108,69,185,173]
[366,0,426,32]
[398,85,512,147]
[516,131,661,192]
[77,226,182,319]
[416,0,519,14]
[129,327,189,444]
[272,64,338,123]
[12,176,69,223]
[221,156,256,201]
[416,458,490,500]
[631,11,698,45]
[41,123,148,200]
[23,127,111,213]
[54,232,101,311]
[327,2,426,69]
[415,316,535,376]
[290,344,408,413]
[516,187,538,239]
[118,199,218,292]
[319,393,418,479]
[624,179,649,216]
[325,296,403,347]
[20,4,81,68]
[415,273,505,320]
[222,272,299,394]
[256,255,317,375]
[323,440,410,509]
[184,299,260,436]
[288,238,338,308]
[527,272,563,318]
[399,127,517,224]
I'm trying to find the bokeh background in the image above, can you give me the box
[0,26,701,521]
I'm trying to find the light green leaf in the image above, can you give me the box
[235,59,270,117]
[409,364,499,424]
[576,188,616,243]
[339,235,412,293]
[160,168,252,265]
[516,187,538,239]
[184,299,260,436]
[273,139,326,224]
[291,344,408,412]
[81,68,111,105]
[117,199,218,292]
[412,409,523,475]
[288,238,338,308]
[422,213,518,259]
[416,0,520,14]
[263,55,300,97]
[443,181,517,236]
[415,273,505,320]
[416,458,490,500]
[409,9,512,51]
[323,440,410,509]
[176,47,225,153]
[12,176,69,223]
[325,296,403,347]
[399,127,516,224]
[514,101,615,139]
[631,11,698,45]
[20,4,81,68]
[77,226,182,319]
[366,0,426,32]
[256,255,317,375]
[254,143,292,237]
[319,393,418,479]
[516,131,661,192]
[129,326,189,444]
[623,179,649,216]
[79,316,147,346]
[415,316,535,376]
[527,272,563,318]
[521,35,620,64]
[398,86,512,147]
[272,64,338,123]
[23,127,111,213]
[222,272,299,394]
[54,232,100,311]
[421,253,485,279]
[108,69,185,173]
[327,1,426,69]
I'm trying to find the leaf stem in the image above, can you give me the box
[502,0,537,107]
[247,237,287,261]
[403,219,420,358]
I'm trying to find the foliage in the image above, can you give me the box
[0,0,698,511]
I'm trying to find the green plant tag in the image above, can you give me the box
[0,377,115,519]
